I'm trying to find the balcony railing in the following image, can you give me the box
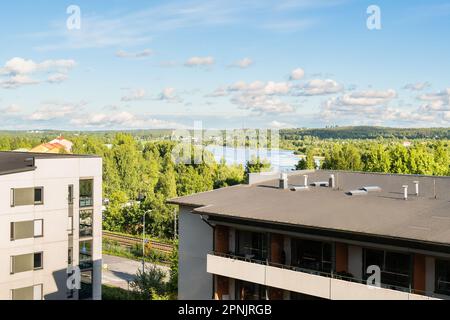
[79,253,93,270]
[79,196,93,208]
[210,251,437,299]
[79,224,93,238]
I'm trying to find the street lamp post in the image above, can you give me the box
[142,209,151,273]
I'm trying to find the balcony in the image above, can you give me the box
[207,252,439,300]
[79,196,93,208]
[79,224,93,238]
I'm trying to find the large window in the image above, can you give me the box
[235,230,268,261]
[79,240,93,270]
[10,187,44,207]
[435,259,450,296]
[79,179,93,207]
[236,280,267,300]
[11,284,43,300]
[79,209,93,237]
[10,219,43,240]
[363,248,411,290]
[291,238,332,273]
[10,252,43,274]
[79,270,93,300]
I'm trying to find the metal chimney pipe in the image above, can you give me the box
[279,172,288,189]
[413,181,419,196]
[303,175,308,187]
[402,185,408,200]
[329,174,335,189]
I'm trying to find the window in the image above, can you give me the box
[11,284,43,300]
[79,240,93,270]
[34,252,43,270]
[68,216,73,235]
[34,187,43,205]
[10,220,43,240]
[79,209,93,237]
[34,220,43,237]
[10,252,43,274]
[291,238,332,273]
[235,230,268,261]
[363,248,412,290]
[68,184,74,205]
[79,270,93,300]
[79,179,93,207]
[10,187,44,207]
[435,259,450,295]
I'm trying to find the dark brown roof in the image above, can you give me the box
[168,170,450,246]
[0,151,100,176]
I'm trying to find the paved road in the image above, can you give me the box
[102,254,170,290]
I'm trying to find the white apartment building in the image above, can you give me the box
[0,151,102,300]
[169,170,450,300]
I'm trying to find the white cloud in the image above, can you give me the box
[403,82,431,91]
[47,73,68,83]
[268,120,295,128]
[0,104,22,115]
[289,68,305,80]
[185,56,215,67]
[229,58,253,69]
[231,93,295,114]
[417,88,450,111]
[0,57,75,88]
[121,89,147,101]
[27,101,85,121]
[331,89,397,106]
[0,75,38,89]
[296,79,343,95]
[70,111,186,129]
[158,87,182,103]
[116,49,153,58]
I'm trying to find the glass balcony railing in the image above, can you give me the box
[79,224,93,238]
[79,253,93,270]
[79,196,93,208]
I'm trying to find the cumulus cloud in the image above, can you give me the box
[229,58,253,69]
[185,56,215,67]
[268,120,295,128]
[0,57,75,88]
[116,49,153,58]
[330,89,397,106]
[158,87,182,103]
[47,73,68,84]
[70,111,186,129]
[417,88,450,111]
[0,104,22,115]
[296,79,343,95]
[231,93,295,114]
[121,89,148,101]
[403,82,431,91]
[27,101,85,121]
[289,68,305,80]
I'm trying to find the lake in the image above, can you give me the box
[205,145,301,171]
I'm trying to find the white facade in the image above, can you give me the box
[0,156,102,300]
[178,206,213,299]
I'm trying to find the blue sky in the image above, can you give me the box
[0,0,449,130]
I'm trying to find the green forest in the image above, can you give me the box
[0,127,449,242]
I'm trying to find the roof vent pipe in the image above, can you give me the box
[413,181,419,196]
[402,185,408,200]
[329,174,335,189]
[303,175,308,187]
[279,172,288,190]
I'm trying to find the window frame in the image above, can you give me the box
[34,187,44,205]
[33,252,44,271]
